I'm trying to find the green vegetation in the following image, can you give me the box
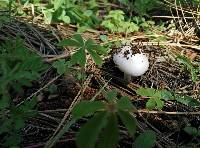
[58,34,107,67]
[72,90,137,148]
[177,55,200,82]
[102,10,139,34]
[0,0,200,147]
[136,87,200,110]
[184,126,200,137]
[0,37,48,146]
[42,0,100,26]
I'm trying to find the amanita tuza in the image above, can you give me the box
[113,45,149,83]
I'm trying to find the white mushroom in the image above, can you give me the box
[113,45,149,83]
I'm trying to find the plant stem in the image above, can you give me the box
[80,67,84,100]
[124,73,131,83]
[45,118,76,148]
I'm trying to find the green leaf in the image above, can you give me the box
[99,35,108,42]
[76,72,86,81]
[0,0,9,8]
[106,90,117,102]
[72,101,106,119]
[45,118,76,148]
[23,97,38,111]
[152,91,162,98]
[70,47,86,67]
[191,69,197,82]
[175,95,200,107]
[198,130,200,136]
[85,38,95,46]
[154,98,164,110]
[106,10,124,21]
[4,134,21,147]
[0,96,10,109]
[184,126,198,136]
[77,26,90,33]
[177,55,198,82]
[73,34,84,46]
[136,87,156,97]
[133,130,156,148]
[123,22,139,33]
[102,20,116,32]
[0,37,46,147]
[48,84,58,94]
[84,10,93,17]
[87,48,103,67]
[92,45,108,55]
[86,39,107,55]
[53,0,64,10]
[52,59,67,75]
[33,0,40,3]
[146,98,156,110]
[0,119,12,134]
[14,118,25,130]
[52,8,63,23]
[140,22,149,28]
[177,56,193,70]
[101,10,140,33]
[58,39,81,47]
[61,15,70,24]
[98,114,119,148]
[117,96,135,111]
[43,9,54,24]
[76,112,107,148]
[160,90,174,101]
[118,110,137,136]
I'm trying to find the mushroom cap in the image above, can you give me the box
[113,46,149,77]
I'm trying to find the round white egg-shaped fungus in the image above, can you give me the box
[113,46,149,77]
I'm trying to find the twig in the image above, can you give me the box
[40,109,200,115]
[130,41,200,50]
[25,23,58,54]
[39,113,60,123]
[152,16,193,19]
[136,110,200,115]
[44,53,70,62]
[179,1,189,29]
[174,0,185,37]
[162,0,200,15]
[49,74,93,138]
[17,75,61,107]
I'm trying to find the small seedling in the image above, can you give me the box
[52,59,71,75]
[101,10,139,34]
[99,35,108,42]
[45,88,158,148]
[72,90,137,148]
[58,34,107,68]
[136,88,166,110]
[184,126,200,137]
[177,55,200,82]
[136,87,200,110]
[42,0,100,27]
[133,130,156,148]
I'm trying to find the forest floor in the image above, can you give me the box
[0,1,200,148]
